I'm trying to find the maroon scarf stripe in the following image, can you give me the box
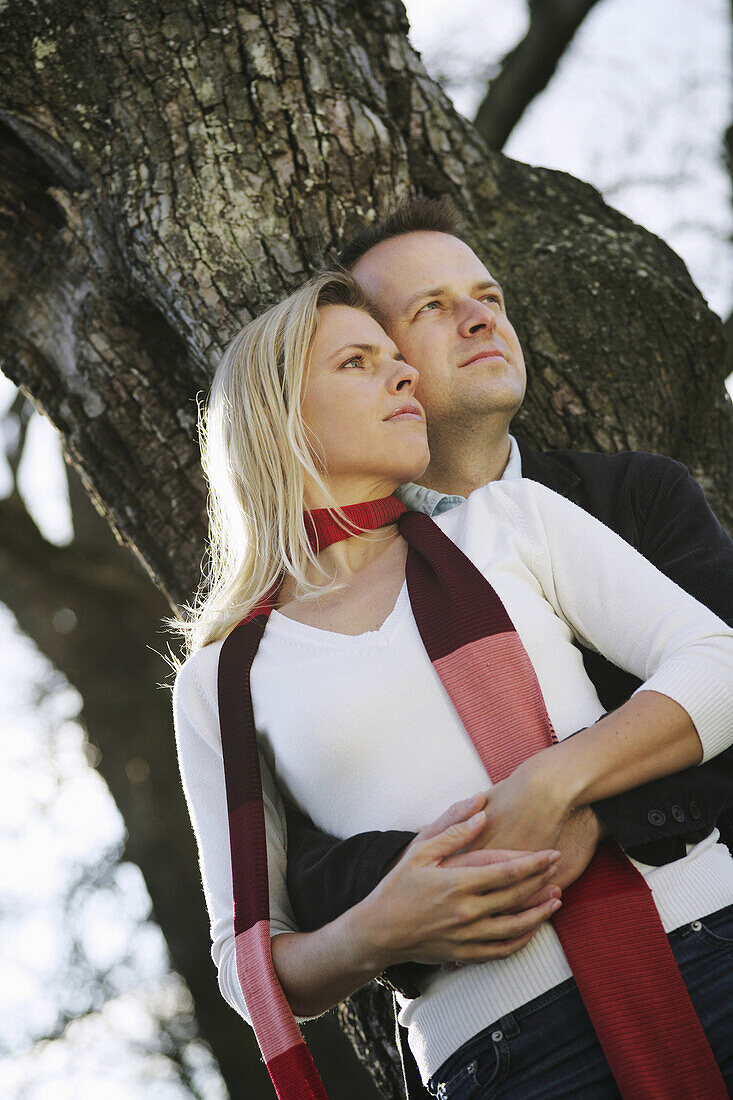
[218,614,270,803]
[218,615,272,931]
[267,1045,331,1098]
[228,800,270,933]
[399,511,515,659]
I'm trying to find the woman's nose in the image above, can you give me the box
[389,358,419,393]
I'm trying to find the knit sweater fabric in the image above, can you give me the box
[172,479,733,1083]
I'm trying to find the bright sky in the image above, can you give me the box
[1,1,731,1095]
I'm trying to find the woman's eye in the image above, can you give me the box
[341,355,365,369]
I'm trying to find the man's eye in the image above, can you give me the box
[481,293,503,306]
[416,301,441,315]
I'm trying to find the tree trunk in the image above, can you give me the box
[1,1,731,1095]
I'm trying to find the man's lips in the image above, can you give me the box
[459,349,507,367]
[384,404,425,421]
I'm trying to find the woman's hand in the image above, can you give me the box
[351,793,562,970]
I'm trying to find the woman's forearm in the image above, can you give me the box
[544,690,703,811]
[271,901,389,1018]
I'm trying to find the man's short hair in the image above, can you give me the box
[336,195,468,270]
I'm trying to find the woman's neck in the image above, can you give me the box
[301,478,405,581]
[278,528,408,631]
[314,522,403,580]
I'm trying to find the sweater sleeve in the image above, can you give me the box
[497,480,733,764]
[172,644,301,1026]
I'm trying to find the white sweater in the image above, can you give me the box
[172,479,733,1083]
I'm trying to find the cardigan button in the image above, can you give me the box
[689,800,701,821]
[670,805,685,823]
[647,809,666,826]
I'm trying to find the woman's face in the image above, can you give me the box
[301,305,429,505]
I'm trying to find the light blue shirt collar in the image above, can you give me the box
[395,435,522,517]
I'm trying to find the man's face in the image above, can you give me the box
[351,232,526,429]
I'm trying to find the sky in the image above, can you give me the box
[1,1,731,1095]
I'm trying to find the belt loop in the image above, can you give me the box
[501,1011,520,1039]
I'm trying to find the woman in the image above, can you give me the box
[171,271,733,1098]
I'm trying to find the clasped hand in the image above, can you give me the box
[459,752,571,862]
[363,755,603,970]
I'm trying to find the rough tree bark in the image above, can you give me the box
[1,1,731,1096]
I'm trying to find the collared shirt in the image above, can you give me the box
[395,434,522,516]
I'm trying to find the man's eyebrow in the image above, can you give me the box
[327,342,403,361]
[402,287,447,314]
[401,280,504,315]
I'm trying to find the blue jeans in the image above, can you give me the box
[426,904,733,1099]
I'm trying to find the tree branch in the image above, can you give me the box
[0,488,154,609]
[472,0,604,150]
[4,390,33,483]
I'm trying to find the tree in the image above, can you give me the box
[1,1,731,1096]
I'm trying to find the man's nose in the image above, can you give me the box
[458,299,497,338]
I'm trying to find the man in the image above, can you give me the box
[284,198,733,1095]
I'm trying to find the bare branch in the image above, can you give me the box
[473,0,604,150]
[0,488,154,609]
[3,389,33,485]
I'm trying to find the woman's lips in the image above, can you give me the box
[384,405,425,421]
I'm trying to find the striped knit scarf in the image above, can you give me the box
[217,499,725,1100]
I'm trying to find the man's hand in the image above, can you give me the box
[444,802,608,898]
[461,753,573,856]
[548,805,608,890]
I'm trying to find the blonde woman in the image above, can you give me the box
[171,271,733,1099]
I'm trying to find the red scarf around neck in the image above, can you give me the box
[217,496,725,1100]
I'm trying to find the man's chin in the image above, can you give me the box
[435,391,524,423]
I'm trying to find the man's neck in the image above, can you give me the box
[417,423,513,498]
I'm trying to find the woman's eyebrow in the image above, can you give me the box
[327,342,378,361]
[327,342,404,362]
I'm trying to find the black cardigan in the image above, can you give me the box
[284,442,733,1096]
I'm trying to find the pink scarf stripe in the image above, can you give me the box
[236,922,328,1099]
[235,922,306,1058]
[434,634,556,778]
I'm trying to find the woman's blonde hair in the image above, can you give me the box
[167,270,386,666]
